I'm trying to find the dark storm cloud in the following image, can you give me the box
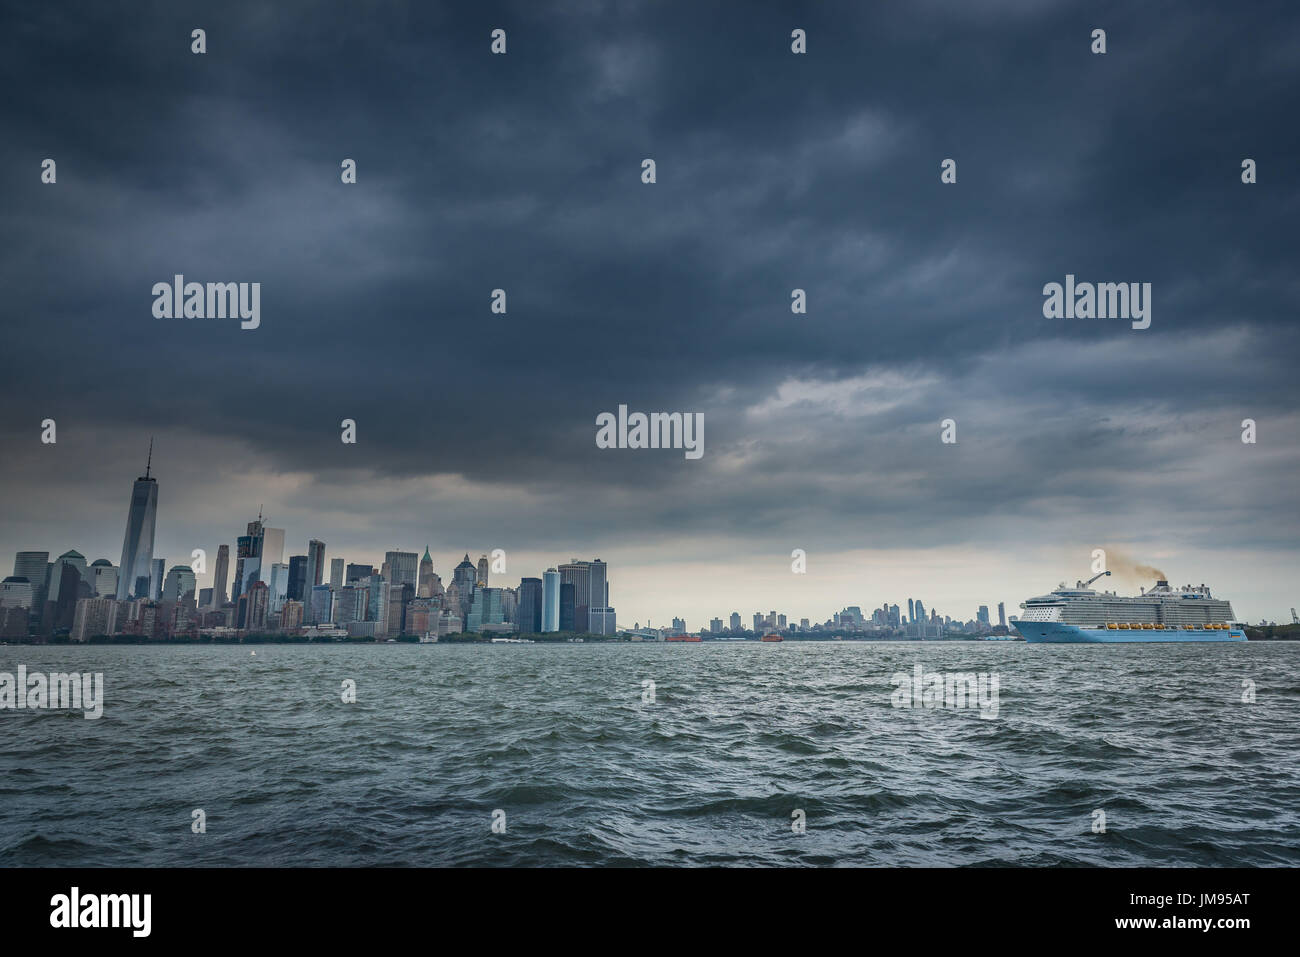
[1,0,1298,573]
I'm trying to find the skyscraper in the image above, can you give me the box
[305,539,326,589]
[287,555,308,601]
[115,443,159,600]
[997,602,1006,628]
[541,568,560,632]
[213,544,230,606]
[309,584,333,625]
[559,582,575,632]
[149,558,164,601]
[233,518,263,603]
[162,565,196,602]
[383,551,418,591]
[518,577,542,633]
[329,558,344,588]
[13,551,50,613]
[453,554,476,594]
[558,560,592,632]
[89,559,118,597]
[260,527,285,569]
[418,547,435,597]
[476,554,490,586]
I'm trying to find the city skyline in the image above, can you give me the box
[4,448,1296,631]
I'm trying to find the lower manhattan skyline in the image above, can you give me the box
[3,440,1296,629]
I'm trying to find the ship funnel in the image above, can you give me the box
[1156,579,1168,588]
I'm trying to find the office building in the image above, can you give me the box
[541,568,560,632]
[115,444,159,601]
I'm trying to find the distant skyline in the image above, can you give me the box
[2,2,1298,626]
[6,444,1298,627]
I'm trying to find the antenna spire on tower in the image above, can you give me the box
[145,437,154,479]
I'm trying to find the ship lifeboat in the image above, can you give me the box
[1106,623,1119,630]
[1118,623,1130,629]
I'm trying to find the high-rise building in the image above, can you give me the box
[233,519,263,603]
[305,539,326,589]
[977,605,990,626]
[517,577,543,633]
[237,580,270,631]
[406,597,437,636]
[12,551,50,613]
[418,547,435,597]
[541,568,560,632]
[729,612,741,632]
[997,602,1006,628]
[346,563,374,584]
[453,554,476,594]
[467,586,505,632]
[558,561,592,632]
[385,582,414,636]
[672,617,686,633]
[710,617,723,633]
[287,555,308,601]
[476,554,490,587]
[333,585,368,624]
[0,577,34,609]
[329,558,344,588]
[213,544,230,606]
[46,550,87,613]
[149,558,165,601]
[908,599,915,623]
[309,584,333,625]
[162,565,196,602]
[280,600,304,632]
[88,559,118,597]
[559,582,575,632]
[115,444,159,600]
[71,597,115,642]
[384,551,418,591]
[586,559,614,634]
[260,527,285,569]
[267,562,290,612]
[46,551,91,633]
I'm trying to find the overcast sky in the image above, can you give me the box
[2,0,1298,626]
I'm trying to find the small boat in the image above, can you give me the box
[761,633,783,642]
[666,634,701,642]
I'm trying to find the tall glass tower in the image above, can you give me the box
[116,441,159,600]
[541,568,560,632]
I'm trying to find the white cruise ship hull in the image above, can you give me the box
[1012,620,1246,643]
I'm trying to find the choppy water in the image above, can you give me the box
[1,641,1297,866]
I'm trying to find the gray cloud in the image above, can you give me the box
[2,0,1297,622]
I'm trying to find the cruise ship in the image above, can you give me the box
[1010,571,1246,643]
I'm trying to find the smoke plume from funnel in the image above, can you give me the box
[1100,547,1166,584]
